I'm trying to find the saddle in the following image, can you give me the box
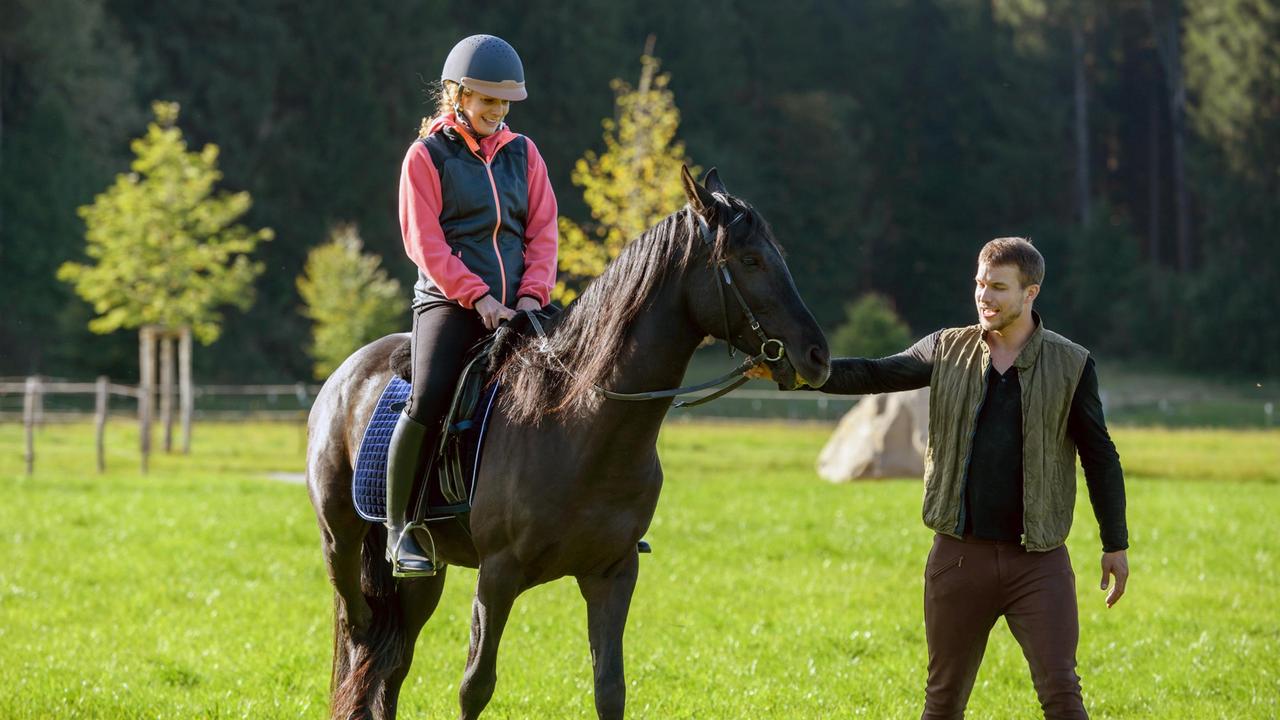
[351,309,556,524]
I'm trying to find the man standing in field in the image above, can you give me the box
[814,237,1129,719]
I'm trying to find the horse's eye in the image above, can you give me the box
[741,255,760,267]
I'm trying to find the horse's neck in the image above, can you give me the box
[618,293,704,395]
[573,282,703,443]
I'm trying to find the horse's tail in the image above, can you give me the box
[330,526,405,720]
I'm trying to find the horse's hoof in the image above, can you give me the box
[637,540,652,554]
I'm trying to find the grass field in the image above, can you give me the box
[1,420,1277,718]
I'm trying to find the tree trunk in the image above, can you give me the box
[160,331,175,453]
[638,34,657,92]
[1071,12,1092,227]
[1148,0,1192,271]
[1,55,6,243]
[139,326,156,474]
[1147,89,1161,264]
[180,326,193,454]
[1168,50,1192,272]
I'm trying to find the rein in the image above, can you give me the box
[522,206,786,409]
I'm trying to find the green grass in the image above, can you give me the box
[1,421,1277,718]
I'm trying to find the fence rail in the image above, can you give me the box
[4,373,1275,476]
[0,381,139,396]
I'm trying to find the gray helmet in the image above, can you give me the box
[441,35,527,101]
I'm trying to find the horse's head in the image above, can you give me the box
[680,166,831,390]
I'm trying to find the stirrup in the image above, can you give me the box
[387,521,437,578]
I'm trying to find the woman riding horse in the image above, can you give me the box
[309,165,832,719]
[391,34,558,576]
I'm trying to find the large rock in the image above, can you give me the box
[816,387,930,482]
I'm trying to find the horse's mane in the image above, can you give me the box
[497,202,753,425]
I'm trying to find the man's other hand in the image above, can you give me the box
[1100,550,1128,608]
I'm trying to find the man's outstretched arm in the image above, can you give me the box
[815,330,940,395]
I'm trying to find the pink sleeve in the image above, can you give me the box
[517,137,559,306]
[399,142,491,308]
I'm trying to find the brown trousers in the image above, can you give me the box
[922,534,1087,720]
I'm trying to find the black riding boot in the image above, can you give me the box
[385,410,436,577]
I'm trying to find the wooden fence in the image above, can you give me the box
[0,377,322,475]
[6,373,1271,477]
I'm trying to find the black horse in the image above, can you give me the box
[306,167,831,719]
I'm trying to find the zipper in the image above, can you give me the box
[929,554,964,579]
[462,133,510,306]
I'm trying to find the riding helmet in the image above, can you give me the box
[441,35,527,101]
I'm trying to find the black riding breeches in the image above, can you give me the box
[405,302,489,428]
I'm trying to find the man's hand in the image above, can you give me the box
[744,364,773,381]
[475,295,516,330]
[1100,550,1128,608]
[515,296,542,313]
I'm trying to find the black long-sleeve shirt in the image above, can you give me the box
[819,331,1128,552]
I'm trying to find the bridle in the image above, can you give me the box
[522,203,788,408]
[693,205,787,366]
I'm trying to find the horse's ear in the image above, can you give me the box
[681,164,715,215]
[701,167,727,196]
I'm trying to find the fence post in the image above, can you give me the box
[161,330,175,453]
[180,326,193,454]
[96,375,109,473]
[33,374,44,427]
[23,376,39,475]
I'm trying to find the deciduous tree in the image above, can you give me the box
[59,100,272,344]
[554,47,699,303]
[296,223,402,379]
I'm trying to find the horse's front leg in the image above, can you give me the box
[458,554,522,720]
[576,552,640,720]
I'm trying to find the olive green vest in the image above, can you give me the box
[921,318,1089,551]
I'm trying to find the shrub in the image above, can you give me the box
[830,293,913,358]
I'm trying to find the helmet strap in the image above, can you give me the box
[453,103,476,133]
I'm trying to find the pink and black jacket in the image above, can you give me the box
[399,114,558,310]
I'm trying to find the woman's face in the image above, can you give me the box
[456,90,510,137]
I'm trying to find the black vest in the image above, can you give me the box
[413,128,530,307]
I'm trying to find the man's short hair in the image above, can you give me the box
[979,237,1044,287]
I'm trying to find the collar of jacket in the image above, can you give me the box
[427,113,517,159]
[977,310,1046,372]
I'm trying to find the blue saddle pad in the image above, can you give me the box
[351,377,499,522]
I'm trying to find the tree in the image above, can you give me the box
[297,223,402,379]
[0,0,140,374]
[554,42,699,303]
[59,100,272,343]
[1146,0,1195,272]
[830,293,913,359]
[58,100,271,459]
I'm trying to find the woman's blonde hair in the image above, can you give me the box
[418,80,473,138]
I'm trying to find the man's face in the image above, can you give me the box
[974,262,1037,332]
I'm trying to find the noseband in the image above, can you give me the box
[528,204,787,408]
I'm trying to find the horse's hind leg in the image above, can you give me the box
[319,496,373,636]
[576,552,640,720]
[458,555,523,720]
[380,569,449,717]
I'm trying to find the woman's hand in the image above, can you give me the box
[515,296,542,313]
[475,295,516,330]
